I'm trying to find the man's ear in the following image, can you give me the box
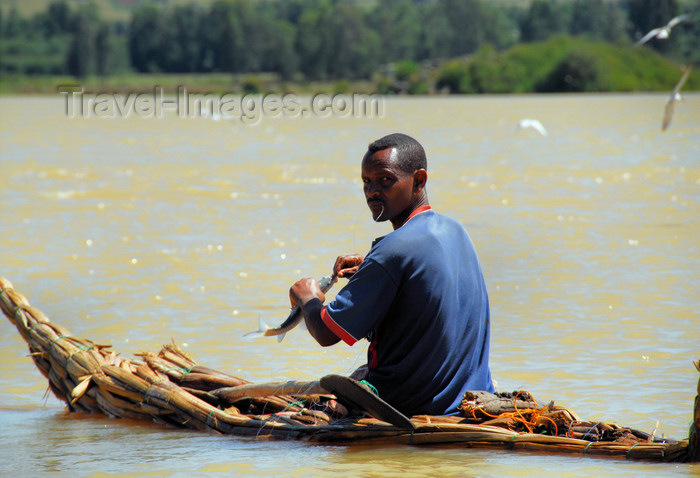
[413,169,427,191]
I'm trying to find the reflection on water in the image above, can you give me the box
[0,94,698,477]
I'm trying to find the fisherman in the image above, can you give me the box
[290,133,494,417]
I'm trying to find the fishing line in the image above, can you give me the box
[344,346,370,378]
[337,206,382,377]
[374,205,384,222]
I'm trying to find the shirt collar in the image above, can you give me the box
[402,204,432,226]
[372,205,432,248]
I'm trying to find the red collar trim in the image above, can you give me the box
[404,205,431,224]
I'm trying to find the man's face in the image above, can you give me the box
[361,147,415,226]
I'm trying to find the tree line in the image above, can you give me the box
[0,0,697,82]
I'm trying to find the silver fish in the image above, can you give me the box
[243,274,335,343]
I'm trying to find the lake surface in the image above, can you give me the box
[1,93,698,477]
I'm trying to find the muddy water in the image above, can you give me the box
[1,93,698,477]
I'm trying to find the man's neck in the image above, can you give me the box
[391,203,431,230]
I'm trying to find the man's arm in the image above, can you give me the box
[290,278,340,347]
[300,297,340,347]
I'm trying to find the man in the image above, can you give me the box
[290,133,494,417]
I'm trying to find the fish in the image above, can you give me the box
[243,274,335,343]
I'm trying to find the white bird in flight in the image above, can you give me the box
[517,118,548,136]
[634,14,690,47]
[662,64,692,131]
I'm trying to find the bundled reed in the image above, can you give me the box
[1,276,697,462]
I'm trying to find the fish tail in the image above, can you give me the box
[276,332,287,343]
[242,316,271,339]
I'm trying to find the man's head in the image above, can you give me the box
[366,133,427,174]
[361,133,429,230]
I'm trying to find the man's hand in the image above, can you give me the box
[332,254,364,280]
[290,277,339,347]
[289,278,325,308]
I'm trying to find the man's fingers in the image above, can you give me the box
[290,278,324,306]
[338,266,359,279]
[333,254,364,276]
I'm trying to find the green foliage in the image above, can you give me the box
[469,46,520,93]
[241,76,262,94]
[484,38,567,92]
[481,3,521,49]
[369,0,421,64]
[42,0,73,36]
[1,0,698,91]
[166,4,208,73]
[674,18,700,65]
[414,2,452,60]
[394,60,420,81]
[0,34,69,74]
[333,79,351,94]
[520,0,570,42]
[327,2,380,79]
[435,36,697,94]
[435,60,470,94]
[374,60,428,94]
[66,3,99,78]
[440,0,485,57]
[534,47,602,92]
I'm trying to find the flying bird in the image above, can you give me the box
[662,65,692,131]
[517,118,548,136]
[634,14,690,47]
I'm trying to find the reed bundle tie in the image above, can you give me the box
[281,400,307,413]
[205,410,218,429]
[509,434,517,450]
[49,335,68,348]
[164,365,196,379]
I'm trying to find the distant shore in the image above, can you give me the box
[2,36,698,97]
[3,42,698,97]
[0,72,382,96]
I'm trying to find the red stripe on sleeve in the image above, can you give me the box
[368,339,379,370]
[321,306,357,346]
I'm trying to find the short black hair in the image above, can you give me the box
[367,133,427,173]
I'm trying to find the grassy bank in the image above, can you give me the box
[0,72,378,95]
[434,37,698,94]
